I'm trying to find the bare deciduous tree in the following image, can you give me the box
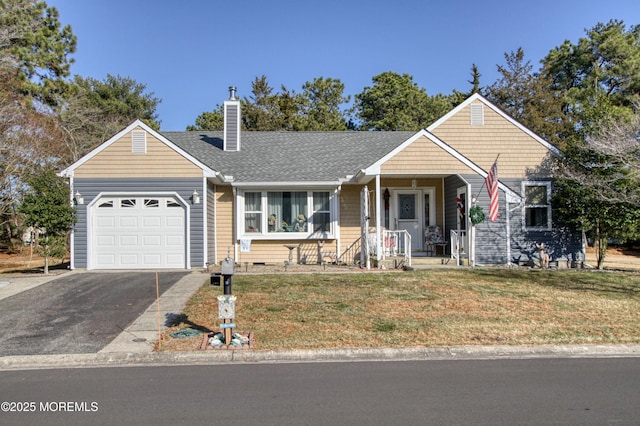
[557,105,640,207]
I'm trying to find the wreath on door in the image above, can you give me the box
[469,205,486,225]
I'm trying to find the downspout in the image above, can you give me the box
[202,176,207,269]
[213,184,218,266]
[505,190,511,267]
[506,191,523,267]
[335,185,341,262]
[233,186,238,263]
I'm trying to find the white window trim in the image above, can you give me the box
[522,181,552,231]
[237,189,336,240]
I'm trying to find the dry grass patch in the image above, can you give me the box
[157,269,640,351]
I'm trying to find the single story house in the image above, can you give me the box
[60,91,583,270]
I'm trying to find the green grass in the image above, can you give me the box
[158,269,640,351]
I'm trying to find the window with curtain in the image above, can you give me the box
[268,191,307,232]
[523,182,551,230]
[244,192,262,233]
[312,192,330,233]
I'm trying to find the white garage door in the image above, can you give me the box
[91,196,186,269]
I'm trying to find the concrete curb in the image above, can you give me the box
[2,270,640,371]
[1,344,639,371]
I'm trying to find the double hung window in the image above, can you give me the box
[244,192,262,233]
[523,182,552,230]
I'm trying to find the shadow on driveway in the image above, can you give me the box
[0,272,187,356]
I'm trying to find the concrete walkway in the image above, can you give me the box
[99,272,207,353]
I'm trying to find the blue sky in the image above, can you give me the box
[50,0,639,131]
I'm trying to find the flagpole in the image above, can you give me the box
[477,154,500,196]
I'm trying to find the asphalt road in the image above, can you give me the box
[0,272,187,356]
[1,358,639,425]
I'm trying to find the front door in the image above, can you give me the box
[395,191,422,250]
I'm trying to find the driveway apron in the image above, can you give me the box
[0,272,187,356]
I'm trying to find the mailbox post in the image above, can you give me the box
[212,256,236,345]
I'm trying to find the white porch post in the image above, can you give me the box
[361,186,370,269]
[375,174,382,267]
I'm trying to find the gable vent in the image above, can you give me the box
[131,130,147,154]
[470,104,484,126]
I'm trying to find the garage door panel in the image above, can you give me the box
[119,235,139,246]
[165,235,183,247]
[119,254,140,265]
[91,196,186,269]
[119,216,139,227]
[143,235,162,246]
[96,217,115,228]
[166,254,184,265]
[142,254,162,265]
[142,216,162,227]
[96,235,116,247]
[165,216,183,227]
[96,254,116,266]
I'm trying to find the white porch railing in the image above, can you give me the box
[380,229,412,267]
[450,229,468,266]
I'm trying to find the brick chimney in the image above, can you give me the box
[223,86,240,151]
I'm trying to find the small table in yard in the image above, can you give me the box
[283,244,298,265]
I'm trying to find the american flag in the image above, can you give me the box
[485,160,499,222]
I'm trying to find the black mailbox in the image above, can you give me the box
[210,273,222,286]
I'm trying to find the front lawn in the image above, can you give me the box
[157,269,640,351]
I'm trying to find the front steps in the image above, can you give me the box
[378,254,465,270]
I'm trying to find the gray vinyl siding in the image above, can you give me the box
[457,176,582,265]
[501,178,583,266]
[467,174,508,264]
[72,177,205,269]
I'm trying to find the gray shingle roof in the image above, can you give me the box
[161,131,415,183]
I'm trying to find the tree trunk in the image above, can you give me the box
[44,244,49,275]
[595,220,607,270]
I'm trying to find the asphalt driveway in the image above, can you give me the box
[0,272,188,356]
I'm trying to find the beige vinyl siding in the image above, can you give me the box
[74,128,202,178]
[380,135,476,175]
[215,186,235,262]
[236,240,332,265]
[431,101,552,178]
[338,185,364,260]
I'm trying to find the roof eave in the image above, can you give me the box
[230,180,341,188]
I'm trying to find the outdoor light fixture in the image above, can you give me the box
[192,189,200,204]
[74,191,84,205]
[411,179,417,189]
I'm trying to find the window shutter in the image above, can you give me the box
[470,104,484,126]
[131,130,147,154]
